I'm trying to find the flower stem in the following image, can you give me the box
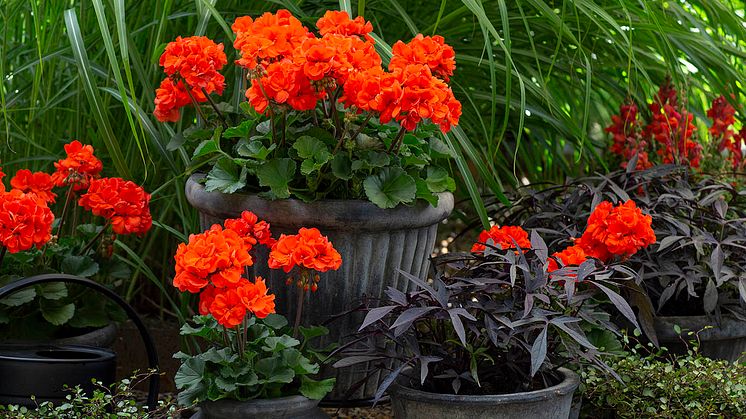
[293,272,307,339]
[201,87,228,129]
[0,246,6,268]
[184,87,209,125]
[388,126,408,154]
[80,221,111,255]
[56,185,75,238]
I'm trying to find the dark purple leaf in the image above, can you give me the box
[530,230,548,261]
[704,279,718,313]
[550,317,596,349]
[374,361,409,402]
[593,282,640,330]
[448,309,467,346]
[398,269,447,307]
[710,245,724,285]
[739,278,746,304]
[359,306,397,331]
[390,307,438,330]
[333,356,385,368]
[530,327,547,377]
[385,287,407,305]
[419,356,441,384]
[657,235,683,252]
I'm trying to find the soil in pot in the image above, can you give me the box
[389,368,580,419]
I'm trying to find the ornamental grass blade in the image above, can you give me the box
[64,8,130,179]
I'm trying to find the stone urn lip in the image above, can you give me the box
[390,367,580,405]
[185,173,454,231]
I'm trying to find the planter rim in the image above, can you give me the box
[202,395,314,407]
[390,367,579,405]
[654,314,746,340]
[0,344,116,363]
[185,174,454,230]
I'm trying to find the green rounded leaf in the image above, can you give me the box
[364,167,417,209]
[257,158,296,199]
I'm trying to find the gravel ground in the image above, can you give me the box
[323,404,393,418]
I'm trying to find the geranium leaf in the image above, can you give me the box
[425,166,455,193]
[41,302,75,326]
[61,255,99,277]
[256,158,296,199]
[205,158,247,194]
[300,376,335,400]
[363,167,416,209]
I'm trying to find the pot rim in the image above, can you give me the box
[185,174,454,230]
[390,367,579,405]
[0,344,116,363]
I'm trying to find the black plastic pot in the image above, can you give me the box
[389,368,580,419]
[0,274,160,410]
[0,344,115,406]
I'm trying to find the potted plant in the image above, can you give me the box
[0,140,152,345]
[495,165,746,361]
[336,200,656,418]
[170,211,338,417]
[153,9,460,400]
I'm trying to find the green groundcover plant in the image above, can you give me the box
[581,336,746,418]
[152,9,460,209]
[0,372,179,418]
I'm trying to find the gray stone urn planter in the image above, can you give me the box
[185,174,454,401]
[190,396,327,419]
[389,368,580,419]
[654,315,746,362]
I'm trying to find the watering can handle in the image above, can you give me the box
[0,274,160,411]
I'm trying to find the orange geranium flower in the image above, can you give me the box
[224,210,276,247]
[173,225,253,293]
[233,9,311,70]
[316,10,374,42]
[78,177,152,236]
[51,140,103,189]
[159,36,227,94]
[236,277,275,319]
[154,78,203,123]
[547,245,588,273]
[390,34,456,82]
[245,59,320,113]
[0,166,6,193]
[10,169,56,204]
[0,189,54,253]
[577,200,656,261]
[208,287,247,328]
[268,227,342,273]
[471,225,531,254]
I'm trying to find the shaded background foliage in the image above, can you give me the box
[1,0,745,318]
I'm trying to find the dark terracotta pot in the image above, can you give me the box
[185,174,454,401]
[389,368,580,419]
[654,315,746,362]
[191,396,327,419]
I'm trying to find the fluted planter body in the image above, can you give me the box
[185,174,454,401]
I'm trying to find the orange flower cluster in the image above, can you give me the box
[232,10,311,70]
[390,34,456,82]
[173,213,280,328]
[154,36,227,122]
[268,227,342,274]
[78,177,153,236]
[224,210,276,248]
[575,200,656,262]
[0,188,54,254]
[547,245,588,273]
[51,140,103,190]
[10,169,56,204]
[316,10,373,42]
[471,225,531,254]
